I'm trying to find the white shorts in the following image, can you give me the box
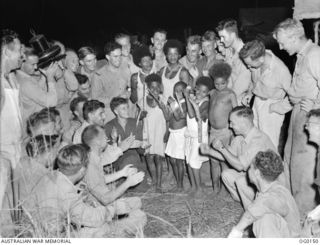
[185,135,208,169]
[165,127,186,160]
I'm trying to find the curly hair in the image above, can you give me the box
[132,45,153,67]
[252,150,284,182]
[209,62,232,80]
[163,39,183,55]
[145,73,162,87]
[196,76,214,91]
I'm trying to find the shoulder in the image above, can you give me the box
[158,66,165,75]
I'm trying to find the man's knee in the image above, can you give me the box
[221,169,238,185]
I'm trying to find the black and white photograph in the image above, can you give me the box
[1,0,320,240]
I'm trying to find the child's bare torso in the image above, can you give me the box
[209,89,234,129]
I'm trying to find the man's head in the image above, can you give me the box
[115,33,131,57]
[70,96,88,121]
[82,124,108,150]
[273,18,306,56]
[216,19,239,49]
[40,107,63,135]
[209,62,232,91]
[74,73,91,98]
[64,49,79,72]
[239,40,266,70]
[151,29,167,51]
[132,45,153,72]
[104,42,122,68]
[201,31,217,57]
[26,134,60,168]
[306,109,320,146]
[56,144,89,183]
[229,106,254,135]
[110,97,129,118]
[163,39,183,65]
[26,109,56,137]
[83,100,106,126]
[186,35,201,63]
[21,47,39,75]
[145,73,162,97]
[1,29,22,72]
[78,46,97,72]
[249,150,284,186]
[195,76,214,101]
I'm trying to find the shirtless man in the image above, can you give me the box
[209,62,237,194]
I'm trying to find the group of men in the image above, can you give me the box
[1,16,320,238]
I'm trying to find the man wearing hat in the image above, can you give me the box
[29,33,79,130]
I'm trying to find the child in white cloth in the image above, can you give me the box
[143,74,169,192]
[165,81,187,192]
[184,77,213,198]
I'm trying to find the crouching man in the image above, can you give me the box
[228,150,300,238]
[24,144,146,237]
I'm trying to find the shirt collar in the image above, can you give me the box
[298,39,313,57]
[260,181,279,194]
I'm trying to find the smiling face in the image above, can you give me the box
[149,81,161,97]
[78,81,91,98]
[140,56,153,73]
[214,77,228,91]
[186,43,201,63]
[195,84,209,101]
[201,40,215,57]
[151,32,167,51]
[107,48,122,68]
[166,47,180,65]
[81,53,97,72]
[89,108,106,126]
[114,103,130,119]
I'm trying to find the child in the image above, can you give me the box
[144,73,169,192]
[184,76,213,198]
[165,81,187,191]
[208,62,237,194]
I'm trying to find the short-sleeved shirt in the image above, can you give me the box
[225,41,252,105]
[247,181,301,237]
[73,121,90,144]
[24,171,109,234]
[229,127,276,170]
[91,63,131,121]
[251,50,292,100]
[288,40,320,104]
[105,118,143,142]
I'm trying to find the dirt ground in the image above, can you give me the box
[128,167,244,238]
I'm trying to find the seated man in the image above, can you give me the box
[228,150,300,238]
[73,99,107,144]
[82,125,145,220]
[24,144,147,237]
[200,106,283,209]
[105,97,144,171]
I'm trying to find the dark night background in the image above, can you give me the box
[4,0,316,72]
[2,0,295,48]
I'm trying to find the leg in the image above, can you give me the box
[221,169,244,202]
[154,155,163,190]
[235,175,255,210]
[192,167,204,198]
[168,157,179,186]
[210,158,221,195]
[145,154,154,183]
[253,213,290,238]
[187,164,196,192]
[176,159,185,190]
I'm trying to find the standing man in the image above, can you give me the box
[179,35,204,82]
[216,19,252,105]
[150,29,168,72]
[273,18,320,216]
[0,29,23,228]
[239,40,292,150]
[200,31,220,77]
[91,42,132,122]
